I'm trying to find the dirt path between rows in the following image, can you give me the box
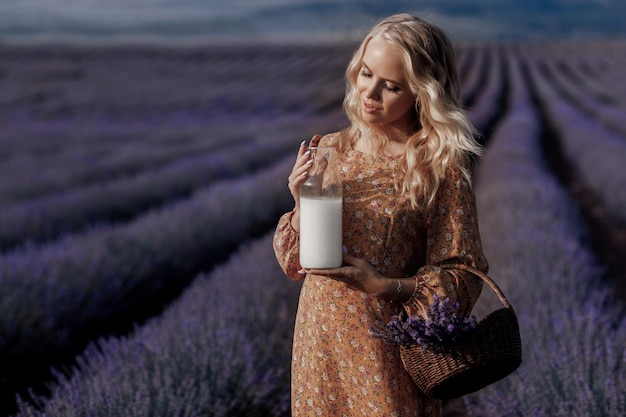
[542,125,626,304]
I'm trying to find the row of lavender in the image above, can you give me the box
[548,42,626,136]
[0,43,352,236]
[464,48,625,416]
[0,42,353,415]
[3,41,625,415]
[0,125,233,204]
[0,44,351,127]
[0,132,319,413]
[13,230,299,416]
[523,44,626,224]
[0,118,327,251]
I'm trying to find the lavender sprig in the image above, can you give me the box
[372,294,478,353]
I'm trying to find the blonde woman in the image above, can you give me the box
[274,14,488,417]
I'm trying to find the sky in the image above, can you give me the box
[1,0,625,45]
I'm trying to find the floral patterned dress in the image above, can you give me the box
[273,134,488,417]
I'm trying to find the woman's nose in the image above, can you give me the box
[364,82,380,100]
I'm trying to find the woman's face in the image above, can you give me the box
[356,35,417,135]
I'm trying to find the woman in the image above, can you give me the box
[273,14,488,417]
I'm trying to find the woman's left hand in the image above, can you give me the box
[300,252,387,297]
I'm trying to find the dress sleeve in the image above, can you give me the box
[273,211,304,281]
[402,161,489,318]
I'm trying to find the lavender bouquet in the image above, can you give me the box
[372,294,478,354]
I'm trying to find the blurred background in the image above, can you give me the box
[2,0,626,44]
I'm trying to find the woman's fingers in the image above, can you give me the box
[288,137,319,199]
[296,139,307,158]
[288,155,312,189]
[291,134,322,178]
[342,252,359,265]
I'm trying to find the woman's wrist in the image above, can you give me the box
[380,277,413,303]
[391,279,403,302]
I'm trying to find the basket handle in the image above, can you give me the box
[439,263,513,310]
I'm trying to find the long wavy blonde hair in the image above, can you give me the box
[339,14,481,208]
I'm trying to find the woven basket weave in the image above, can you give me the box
[400,263,522,399]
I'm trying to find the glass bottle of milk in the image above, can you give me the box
[299,146,342,269]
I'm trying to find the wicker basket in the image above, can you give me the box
[400,263,522,399]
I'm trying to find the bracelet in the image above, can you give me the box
[392,279,402,302]
[409,277,421,301]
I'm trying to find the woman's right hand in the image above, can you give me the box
[287,134,321,231]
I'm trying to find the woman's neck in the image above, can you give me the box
[354,130,408,157]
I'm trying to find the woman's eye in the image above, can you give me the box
[360,70,372,78]
[384,84,400,93]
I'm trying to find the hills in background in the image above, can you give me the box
[1,0,625,45]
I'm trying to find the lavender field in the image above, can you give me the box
[0,40,625,416]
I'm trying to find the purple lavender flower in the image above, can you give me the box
[372,294,477,353]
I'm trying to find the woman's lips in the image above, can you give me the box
[363,101,379,113]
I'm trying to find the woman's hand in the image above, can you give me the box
[300,252,389,297]
[287,134,322,231]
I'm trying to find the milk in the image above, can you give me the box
[299,196,342,269]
